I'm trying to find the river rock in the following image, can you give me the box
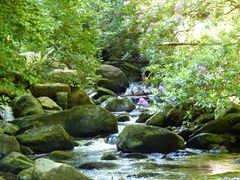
[56,92,68,110]
[194,113,215,124]
[1,123,19,136]
[96,65,129,93]
[13,105,118,137]
[48,150,75,161]
[0,152,33,174]
[79,162,118,169]
[0,134,21,157]
[136,112,152,123]
[146,106,183,127]
[187,133,236,149]
[38,97,62,113]
[93,87,117,99]
[16,125,73,153]
[102,97,135,112]
[116,113,130,122]
[117,124,185,153]
[22,158,90,180]
[12,94,44,118]
[30,83,71,99]
[194,113,240,135]
[67,87,93,109]
[215,101,240,119]
[101,152,117,160]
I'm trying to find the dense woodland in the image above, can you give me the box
[0,0,240,179]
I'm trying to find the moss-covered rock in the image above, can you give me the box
[38,97,62,113]
[194,113,240,135]
[48,151,75,161]
[117,124,185,153]
[96,65,129,93]
[67,87,93,109]
[12,94,44,118]
[102,97,135,112]
[0,152,33,174]
[194,113,215,124]
[136,112,152,123]
[116,113,130,122]
[93,87,117,100]
[187,133,236,149]
[13,105,118,137]
[56,92,68,110]
[101,152,117,160]
[16,125,73,153]
[215,101,240,119]
[17,167,33,180]
[32,158,90,180]
[1,123,19,136]
[146,106,184,127]
[30,83,71,99]
[0,134,21,157]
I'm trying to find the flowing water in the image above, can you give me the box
[2,84,240,179]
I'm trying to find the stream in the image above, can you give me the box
[2,83,240,179]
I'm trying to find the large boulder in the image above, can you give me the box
[117,124,185,153]
[194,113,240,135]
[38,97,62,113]
[146,106,184,127]
[1,123,19,136]
[13,105,118,137]
[16,125,73,153]
[30,83,71,99]
[18,158,90,180]
[0,152,33,174]
[187,133,236,149]
[0,134,21,157]
[96,65,129,93]
[102,97,135,112]
[12,94,44,118]
[67,87,93,109]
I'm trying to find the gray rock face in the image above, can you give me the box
[12,94,44,118]
[13,105,118,137]
[38,97,62,113]
[0,152,33,174]
[102,97,135,112]
[17,125,73,153]
[96,65,129,93]
[117,124,185,153]
[0,134,21,157]
[19,158,90,180]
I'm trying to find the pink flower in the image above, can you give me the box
[158,85,165,92]
[138,97,149,106]
[174,2,183,14]
[177,14,183,20]
[200,66,207,72]
[138,14,145,19]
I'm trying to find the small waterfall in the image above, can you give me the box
[0,105,15,122]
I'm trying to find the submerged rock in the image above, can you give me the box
[13,105,118,137]
[96,65,129,93]
[102,97,135,112]
[101,152,117,160]
[12,94,44,118]
[0,152,33,174]
[16,125,73,153]
[117,124,185,153]
[48,151,75,161]
[79,161,118,169]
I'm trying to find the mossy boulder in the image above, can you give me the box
[117,124,185,153]
[0,152,33,174]
[116,113,130,122]
[118,62,142,82]
[38,97,62,113]
[30,83,71,99]
[93,87,117,100]
[31,158,90,180]
[102,97,135,112]
[136,112,152,123]
[16,125,73,153]
[12,94,44,118]
[194,113,240,135]
[67,87,93,109]
[215,101,240,119]
[17,167,33,180]
[56,92,68,110]
[96,65,129,93]
[0,134,21,157]
[101,152,117,160]
[146,106,184,127]
[194,113,215,124]
[48,151,75,161]
[187,133,236,149]
[13,105,118,137]
[1,123,19,136]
